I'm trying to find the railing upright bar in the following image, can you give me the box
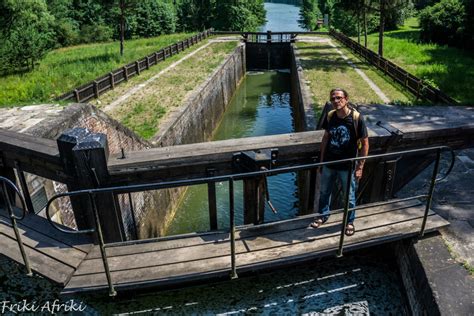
[337,161,355,257]
[14,162,35,214]
[1,180,32,276]
[229,178,238,279]
[420,148,442,236]
[128,192,138,240]
[89,193,117,296]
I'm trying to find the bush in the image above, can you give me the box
[419,0,466,47]
[79,24,114,43]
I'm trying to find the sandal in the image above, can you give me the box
[310,218,326,229]
[345,223,355,236]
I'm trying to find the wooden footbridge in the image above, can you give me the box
[1,104,473,296]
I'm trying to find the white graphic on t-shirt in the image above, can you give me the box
[330,125,350,148]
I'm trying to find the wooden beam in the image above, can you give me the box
[0,129,65,182]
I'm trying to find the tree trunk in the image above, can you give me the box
[120,0,125,56]
[378,0,385,57]
[357,9,361,44]
[364,5,368,47]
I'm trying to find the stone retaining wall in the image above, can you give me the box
[152,44,245,147]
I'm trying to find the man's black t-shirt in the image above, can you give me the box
[322,109,368,169]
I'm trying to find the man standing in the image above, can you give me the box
[311,88,369,236]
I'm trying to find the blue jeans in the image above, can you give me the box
[318,166,356,224]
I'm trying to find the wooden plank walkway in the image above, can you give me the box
[62,200,449,295]
[0,208,93,285]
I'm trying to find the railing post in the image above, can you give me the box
[57,128,125,243]
[420,148,442,236]
[229,178,238,279]
[207,169,218,230]
[337,161,355,257]
[72,133,125,243]
[243,177,266,225]
[57,128,95,230]
[89,193,116,296]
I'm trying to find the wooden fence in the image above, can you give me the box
[57,29,213,103]
[330,29,458,105]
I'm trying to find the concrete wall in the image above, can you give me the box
[393,234,473,315]
[290,44,316,132]
[246,43,292,70]
[20,103,150,237]
[153,44,246,147]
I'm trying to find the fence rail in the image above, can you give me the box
[330,29,458,105]
[56,30,213,103]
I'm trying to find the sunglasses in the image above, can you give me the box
[330,96,345,101]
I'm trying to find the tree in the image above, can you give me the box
[131,0,176,37]
[300,0,322,30]
[0,0,55,73]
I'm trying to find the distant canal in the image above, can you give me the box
[261,1,306,32]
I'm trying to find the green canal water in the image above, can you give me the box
[167,71,299,235]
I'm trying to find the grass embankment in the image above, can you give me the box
[0,33,195,107]
[98,41,239,139]
[361,18,474,104]
[296,37,414,117]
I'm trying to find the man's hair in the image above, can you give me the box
[330,88,348,98]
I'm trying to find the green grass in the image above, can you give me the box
[296,37,414,118]
[360,17,474,104]
[106,41,239,139]
[0,33,195,107]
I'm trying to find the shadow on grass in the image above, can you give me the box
[385,30,420,42]
[54,52,119,67]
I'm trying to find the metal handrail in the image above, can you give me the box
[0,176,32,276]
[44,145,455,296]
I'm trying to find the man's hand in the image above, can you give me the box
[355,165,363,181]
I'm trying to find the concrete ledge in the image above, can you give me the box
[395,233,473,315]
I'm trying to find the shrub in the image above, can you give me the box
[419,0,466,47]
[79,24,114,43]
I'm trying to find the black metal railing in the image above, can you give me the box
[0,176,32,276]
[44,145,455,296]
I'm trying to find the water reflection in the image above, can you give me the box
[84,249,409,315]
[261,1,306,32]
[167,71,298,235]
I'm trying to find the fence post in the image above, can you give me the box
[123,66,128,81]
[74,89,80,102]
[136,61,141,75]
[93,81,99,98]
[109,73,115,89]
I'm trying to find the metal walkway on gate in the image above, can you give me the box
[0,146,452,296]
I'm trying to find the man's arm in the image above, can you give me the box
[320,131,329,163]
[355,137,369,180]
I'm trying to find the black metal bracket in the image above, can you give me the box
[233,149,278,172]
[376,121,403,136]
